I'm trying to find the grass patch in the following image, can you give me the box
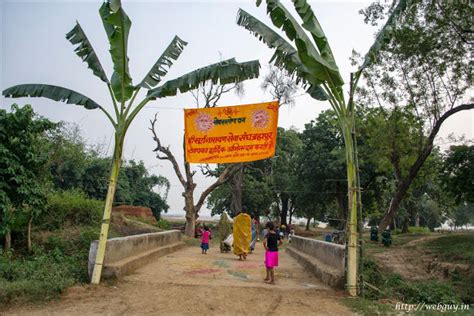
[362,259,463,305]
[422,234,474,263]
[342,297,395,315]
[0,225,100,305]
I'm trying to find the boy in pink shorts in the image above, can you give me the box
[201,226,211,254]
[263,221,282,284]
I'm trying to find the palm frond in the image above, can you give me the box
[147,59,260,99]
[138,36,188,89]
[2,84,100,110]
[66,22,109,84]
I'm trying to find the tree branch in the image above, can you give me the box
[194,163,242,213]
[149,114,187,187]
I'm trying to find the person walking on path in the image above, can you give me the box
[233,206,252,260]
[200,226,211,254]
[250,214,258,253]
[263,221,282,284]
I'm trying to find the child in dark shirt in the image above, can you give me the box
[263,221,282,284]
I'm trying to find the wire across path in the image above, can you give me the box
[5,242,352,315]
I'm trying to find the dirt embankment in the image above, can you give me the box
[371,235,472,281]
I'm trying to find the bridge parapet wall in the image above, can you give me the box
[88,230,184,279]
[287,235,345,289]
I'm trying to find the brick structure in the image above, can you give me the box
[113,205,157,223]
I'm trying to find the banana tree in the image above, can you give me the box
[3,0,260,284]
[237,0,407,295]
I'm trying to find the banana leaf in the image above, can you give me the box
[291,0,338,70]
[138,36,188,89]
[264,0,344,87]
[360,0,408,71]
[99,1,133,102]
[237,9,327,100]
[2,84,100,110]
[66,22,109,84]
[147,59,260,99]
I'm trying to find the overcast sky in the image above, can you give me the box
[1,0,473,217]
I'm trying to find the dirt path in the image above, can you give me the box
[3,243,352,315]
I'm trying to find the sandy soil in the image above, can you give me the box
[3,242,352,316]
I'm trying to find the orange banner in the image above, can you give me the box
[184,101,279,163]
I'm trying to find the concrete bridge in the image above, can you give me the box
[6,231,351,315]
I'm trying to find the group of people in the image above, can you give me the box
[197,207,283,284]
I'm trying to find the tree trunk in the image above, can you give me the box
[415,212,420,227]
[402,217,409,233]
[289,206,294,225]
[27,217,32,253]
[378,103,474,231]
[280,194,289,226]
[4,231,11,251]
[305,217,311,231]
[183,190,196,237]
[379,178,412,230]
[230,164,243,216]
[91,133,124,285]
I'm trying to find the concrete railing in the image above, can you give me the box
[287,235,345,289]
[88,230,184,279]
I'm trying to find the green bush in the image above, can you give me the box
[0,225,100,305]
[392,227,430,235]
[362,259,462,304]
[398,280,461,304]
[41,190,103,229]
[408,226,431,234]
[156,219,171,230]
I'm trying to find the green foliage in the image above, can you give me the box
[362,259,462,304]
[156,219,171,230]
[0,104,57,244]
[0,225,99,304]
[44,125,171,221]
[42,190,103,230]
[422,234,474,263]
[407,226,431,234]
[441,145,474,227]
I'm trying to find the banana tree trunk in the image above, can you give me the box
[340,117,358,297]
[91,132,124,284]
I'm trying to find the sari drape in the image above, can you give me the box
[233,213,251,255]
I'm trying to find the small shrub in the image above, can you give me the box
[398,280,461,304]
[156,219,171,230]
[408,226,431,234]
[41,190,103,229]
[0,225,100,305]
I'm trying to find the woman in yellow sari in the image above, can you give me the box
[233,207,252,260]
